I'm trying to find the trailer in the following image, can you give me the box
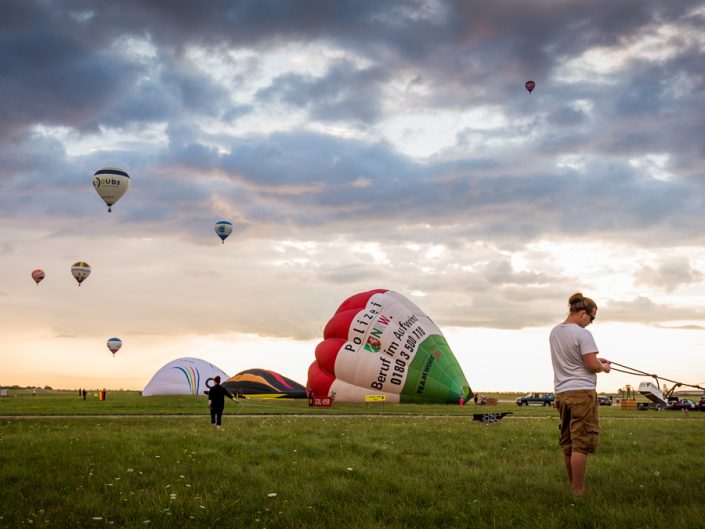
[610,361,705,411]
[637,381,678,411]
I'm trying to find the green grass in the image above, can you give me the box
[0,393,704,528]
[1,390,701,418]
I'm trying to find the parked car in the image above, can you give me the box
[597,395,612,406]
[668,398,696,410]
[515,392,555,406]
[699,396,705,412]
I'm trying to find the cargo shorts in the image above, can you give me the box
[555,390,600,455]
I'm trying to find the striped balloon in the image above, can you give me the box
[31,269,45,285]
[107,338,122,356]
[71,262,91,286]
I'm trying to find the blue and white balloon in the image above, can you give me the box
[214,220,233,244]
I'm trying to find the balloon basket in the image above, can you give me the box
[620,399,637,410]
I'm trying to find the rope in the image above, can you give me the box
[608,361,705,392]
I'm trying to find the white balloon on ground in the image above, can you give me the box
[142,357,230,396]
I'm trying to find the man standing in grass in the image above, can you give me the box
[207,376,235,430]
[550,292,611,495]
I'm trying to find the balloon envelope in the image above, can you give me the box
[93,167,130,212]
[107,337,122,356]
[214,220,233,243]
[525,80,536,93]
[31,269,45,285]
[71,262,91,285]
[223,368,307,398]
[142,357,229,396]
[307,289,472,404]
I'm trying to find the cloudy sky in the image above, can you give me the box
[2,0,705,394]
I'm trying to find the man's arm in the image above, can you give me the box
[583,352,611,373]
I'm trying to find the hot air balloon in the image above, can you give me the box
[71,262,91,286]
[307,289,473,404]
[525,80,536,94]
[214,220,233,243]
[31,269,45,285]
[223,369,307,399]
[93,167,130,212]
[107,337,122,356]
[142,357,229,396]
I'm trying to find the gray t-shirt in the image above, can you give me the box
[549,323,599,393]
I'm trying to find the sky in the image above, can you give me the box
[2,0,705,394]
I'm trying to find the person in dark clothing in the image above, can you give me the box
[207,376,235,429]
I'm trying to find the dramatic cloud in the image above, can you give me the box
[2,0,704,388]
[635,256,704,292]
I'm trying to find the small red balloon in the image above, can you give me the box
[525,80,536,93]
[31,269,45,285]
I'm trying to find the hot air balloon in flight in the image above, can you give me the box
[71,262,91,286]
[525,80,536,94]
[93,167,130,212]
[307,289,473,404]
[214,220,233,244]
[31,269,45,285]
[107,338,122,356]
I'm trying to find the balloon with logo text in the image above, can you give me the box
[93,167,130,212]
[307,289,472,404]
[214,220,233,244]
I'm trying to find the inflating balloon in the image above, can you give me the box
[223,369,307,398]
[107,337,122,356]
[71,262,91,286]
[31,269,45,285]
[93,167,130,212]
[307,289,473,404]
[214,220,233,243]
[525,80,536,94]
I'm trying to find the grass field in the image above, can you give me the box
[1,392,704,528]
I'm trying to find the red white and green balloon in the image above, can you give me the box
[307,289,472,404]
